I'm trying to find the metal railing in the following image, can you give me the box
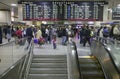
[91,36,120,79]
[19,40,33,79]
[67,40,81,79]
[95,36,120,46]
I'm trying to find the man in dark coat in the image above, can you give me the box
[26,26,33,47]
[83,26,91,47]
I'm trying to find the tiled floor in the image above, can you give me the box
[33,38,91,56]
[0,38,15,45]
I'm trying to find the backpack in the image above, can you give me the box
[103,29,109,37]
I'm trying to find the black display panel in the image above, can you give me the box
[21,1,107,21]
[112,7,120,20]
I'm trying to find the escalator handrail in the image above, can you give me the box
[68,41,81,79]
[72,41,82,79]
[19,40,33,79]
[94,37,120,73]
[104,46,120,73]
[96,36,115,45]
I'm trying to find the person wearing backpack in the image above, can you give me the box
[103,27,109,38]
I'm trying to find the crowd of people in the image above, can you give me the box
[0,24,120,48]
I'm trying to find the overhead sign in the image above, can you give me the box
[20,1,108,21]
[112,7,120,20]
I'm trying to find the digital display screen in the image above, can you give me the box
[21,1,107,21]
[112,7,120,20]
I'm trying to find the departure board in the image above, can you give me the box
[112,7,120,20]
[21,1,107,21]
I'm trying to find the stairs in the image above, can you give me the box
[28,55,68,79]
[79,56,105,79]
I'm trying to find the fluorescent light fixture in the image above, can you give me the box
[11,4,17,7]
[88,21,94,24]
[76,21,82,24]
[42,21,47,24]
[118,4,120,7]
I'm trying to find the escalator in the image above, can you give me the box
[28,55,68,79]
[78,56,105,79]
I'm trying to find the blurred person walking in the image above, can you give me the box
[6,26,11,42]
[83,26,91,47]
[52,35,57,49]
[26,26,34,47]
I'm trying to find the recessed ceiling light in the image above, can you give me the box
[117,4,120,7]
[88,21,94,24]
[11,4,17,7]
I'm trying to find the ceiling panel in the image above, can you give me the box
[0,2,10,10]
[0,0,18,10]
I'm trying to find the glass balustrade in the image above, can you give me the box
[0,38,29,75]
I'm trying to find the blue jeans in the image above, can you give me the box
[62,36,67,45]
[53,43,56,49]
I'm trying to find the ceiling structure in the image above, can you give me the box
[0,0,18,10]
[0,0,120,10]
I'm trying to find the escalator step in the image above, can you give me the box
[82,76,105,79]
[31,63,67,68]
[80,64,100,69]
[28,74,68,79]
[29,55,68,79]
[79,58,98,63]
[33,55,66,58]
[29,68,67,74]
[79,57,105,79]
[32,58,67,63]
[82,71,103,76]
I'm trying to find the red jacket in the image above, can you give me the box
[16,30,22,38]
